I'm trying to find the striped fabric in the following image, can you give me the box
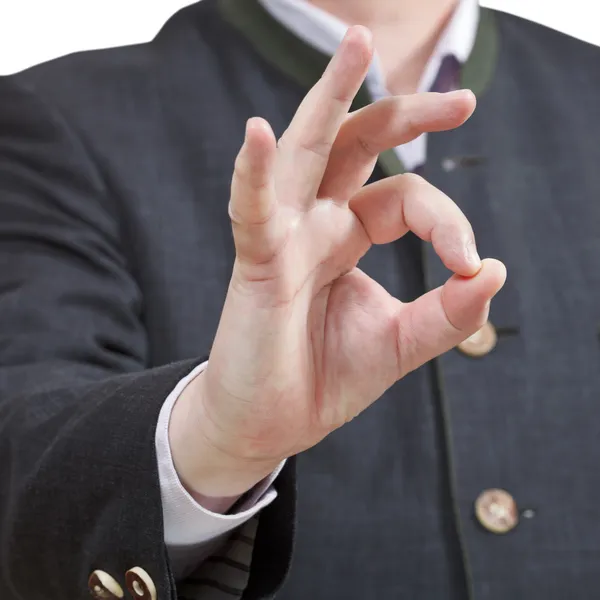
[178,517,259,600]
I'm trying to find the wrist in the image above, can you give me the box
[169,371,281,499]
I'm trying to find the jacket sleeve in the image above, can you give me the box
[0,74,294,600]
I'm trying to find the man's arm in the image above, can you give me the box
[0,27,504,600]
[156,361,286,581]
[0,74,292,599]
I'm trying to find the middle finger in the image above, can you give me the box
[319,90,476,200]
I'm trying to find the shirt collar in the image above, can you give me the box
[257,0,480,94]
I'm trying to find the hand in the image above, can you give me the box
[170,26,506,499]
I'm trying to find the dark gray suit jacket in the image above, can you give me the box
[1,1,599,599]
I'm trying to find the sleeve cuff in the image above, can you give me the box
[155,361,285,548]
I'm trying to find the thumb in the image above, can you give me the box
[229,117,279,264]
[395,258,507,377]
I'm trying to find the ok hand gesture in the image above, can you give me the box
[172,26,506,498]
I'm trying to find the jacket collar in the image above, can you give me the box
[218,0,498,177]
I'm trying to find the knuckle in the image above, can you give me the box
[279,129,332,159]
[330,89,354,105]
[380,95,402,118]
[228,201,244,225]
[299,137,333,159]
[233,154,252,183]
[319,70,354,104]
[228,201,275,228]
[401,172,427,188]
[401,115,420,140]
[392,96,420,135]
[355,134,374,157]
[368,96,399,128]
[233,157,272,196]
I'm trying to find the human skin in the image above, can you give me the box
[168,26,506,507]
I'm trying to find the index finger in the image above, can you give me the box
[350,173,481,277]
[278,26,373,203]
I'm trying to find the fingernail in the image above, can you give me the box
[245,118,254,141]
[448,89,476,102]
[466,240,481,268]
[344,25,372,44]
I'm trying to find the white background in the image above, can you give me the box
[0,0,598,75]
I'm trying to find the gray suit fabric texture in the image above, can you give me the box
[0,1,599,599]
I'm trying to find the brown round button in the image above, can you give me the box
[457,321,497,357]
[88,570,124,599]
[475,488,518,534]
[125,567,157,600]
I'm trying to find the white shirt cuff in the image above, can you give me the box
[155,361,285,578]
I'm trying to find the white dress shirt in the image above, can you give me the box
[155,0,480,581]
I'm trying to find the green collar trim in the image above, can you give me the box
[460,8,499,97]
[219,0,498,176]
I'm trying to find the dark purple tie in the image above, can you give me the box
[430,54,462,94]
[413,54,461,175]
